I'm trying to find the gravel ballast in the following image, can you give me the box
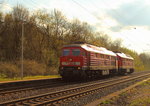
[99,78,150,106]
[61,77,150,106]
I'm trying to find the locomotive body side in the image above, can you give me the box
[88,52,118,76]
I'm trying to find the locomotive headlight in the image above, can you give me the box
[69,58,73,61]
[75,62,80,65]
[62,62,68,65]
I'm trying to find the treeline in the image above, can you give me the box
[139,53,150,70]
[0,5,149,78]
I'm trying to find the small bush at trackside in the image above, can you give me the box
[16,60,47,77]
[45,66,59,75]
[0,62,20,78]
[0,60,59,79]
[17,60,59,76]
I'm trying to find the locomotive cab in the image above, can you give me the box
[59,46,88,79]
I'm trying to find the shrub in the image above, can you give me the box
[16,60,47,77]
[0,62,20,78]
[0,60,59,79]
[45,66,58,75]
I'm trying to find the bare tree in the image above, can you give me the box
[12,5,29,22]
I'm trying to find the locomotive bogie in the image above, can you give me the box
[118,68,134,75]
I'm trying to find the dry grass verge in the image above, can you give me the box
[0,60,59,80]
[100,79,150,106]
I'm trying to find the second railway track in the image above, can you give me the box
[0,71,150,106]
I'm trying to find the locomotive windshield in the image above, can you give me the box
[63,49,70,56]
[62,48,84,56]
[72,49,80,56]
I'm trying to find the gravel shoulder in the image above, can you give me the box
[99,78,150,106]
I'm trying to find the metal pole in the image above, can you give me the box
[21,22,24,79]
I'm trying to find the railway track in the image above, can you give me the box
[0,78,61,92]
[1,72,150,105]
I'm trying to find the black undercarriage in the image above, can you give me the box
[59,66,134,80]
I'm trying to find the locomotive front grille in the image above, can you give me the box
[63,67,79,70]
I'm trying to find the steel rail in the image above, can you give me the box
[0,71,148,94]
[0,74,138,98]
[0,75,127,96]
[0,78,61,92]
[0,71,147,96]
[0,73,150,105]
[0,81,64,96]
[36,73,150,105]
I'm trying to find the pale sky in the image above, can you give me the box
[1,0,150,53]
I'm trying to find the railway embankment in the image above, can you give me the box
[0,71,149,105]
[98,78,150,106]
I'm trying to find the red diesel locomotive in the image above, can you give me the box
[116,53,134,74]
[59,43,134,80]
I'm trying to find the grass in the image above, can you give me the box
[100,100,112,104]
[130,98,150,106]
[129,80,150,106]
[98,79,150,106]
[0,75,61,82]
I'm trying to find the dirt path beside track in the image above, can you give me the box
[100,79,150,106]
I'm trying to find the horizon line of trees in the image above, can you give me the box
[0,5,149,78]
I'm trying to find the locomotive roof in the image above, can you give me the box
[63,44,116,56]
[116,53,134,60]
